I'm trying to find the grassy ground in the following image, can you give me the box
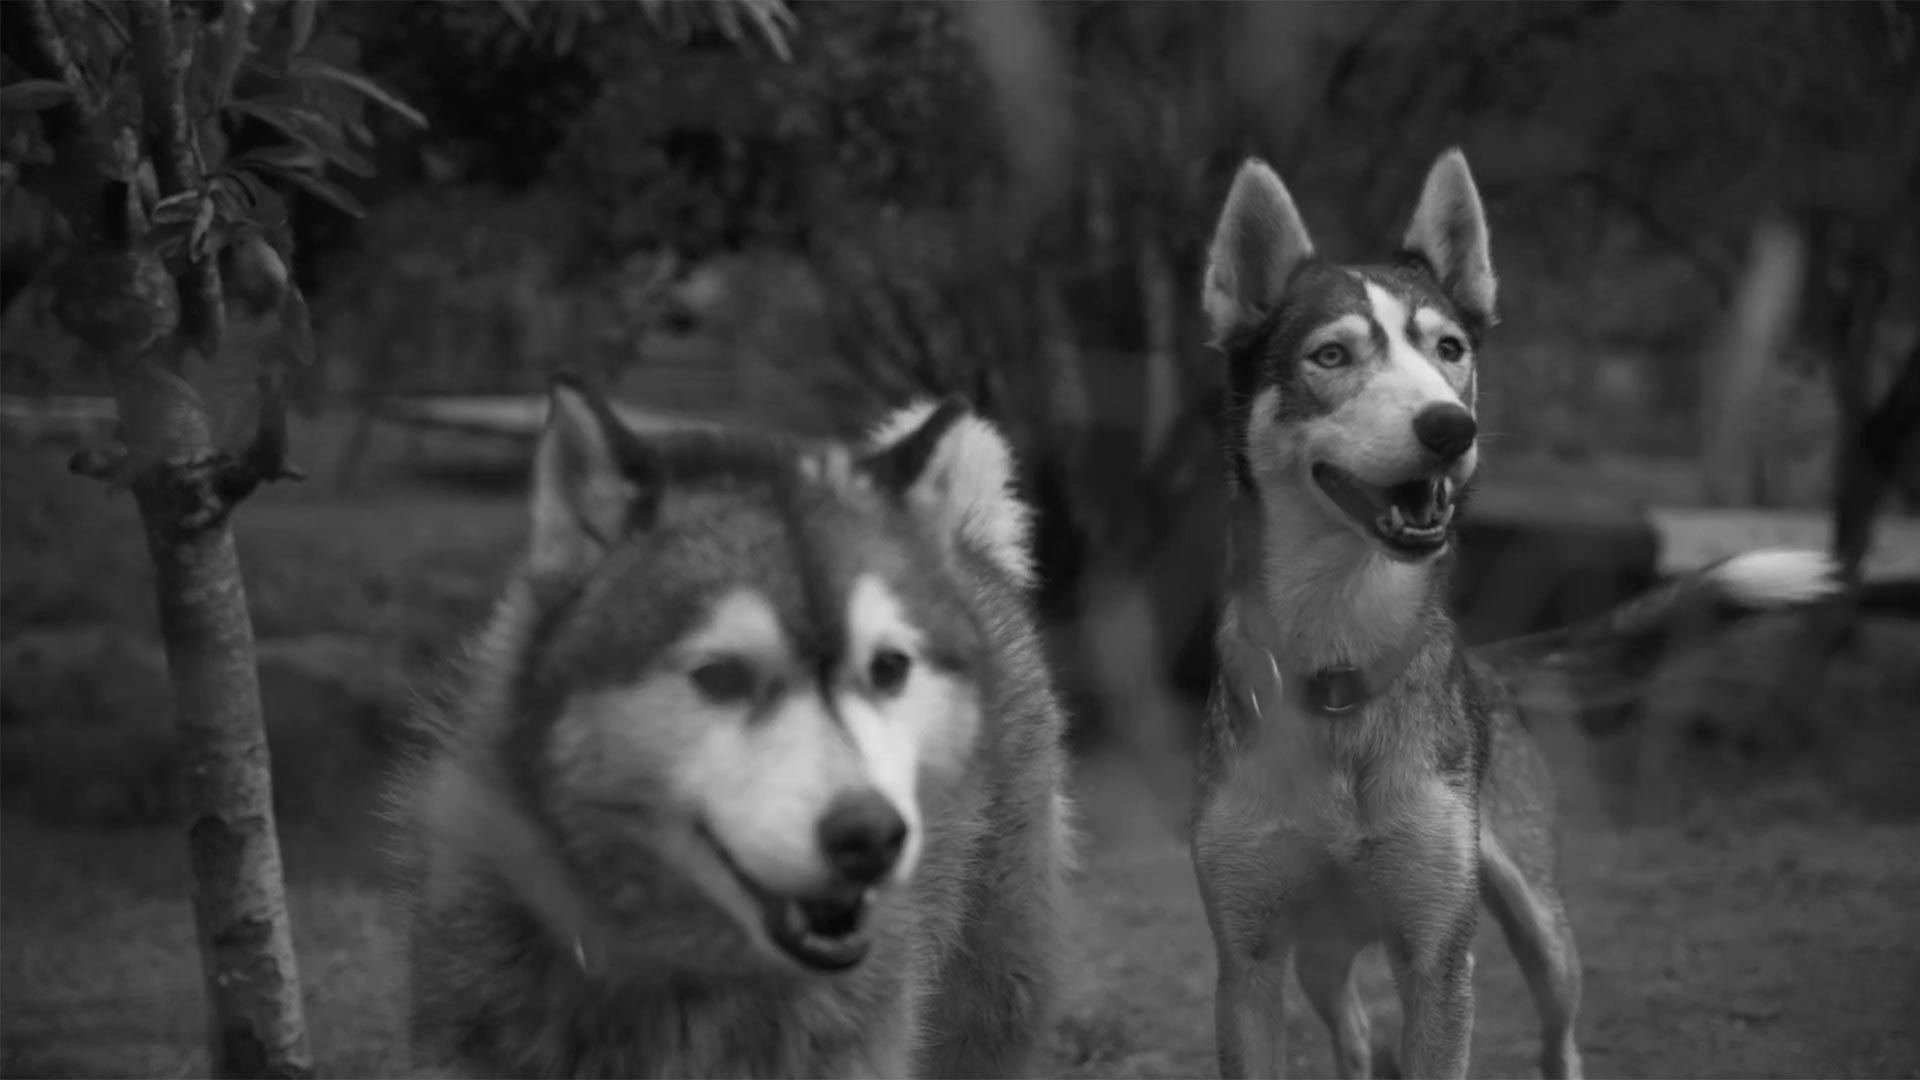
[4,414,1919,1078]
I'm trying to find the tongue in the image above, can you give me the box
[1389,479,1446,527]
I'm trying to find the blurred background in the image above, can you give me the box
[3,2,1918,1077]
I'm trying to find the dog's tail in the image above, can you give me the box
[1479,547,1843,712]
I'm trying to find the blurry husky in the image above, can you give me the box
[1190,148,1841,1080]
[390,380,1073,1078]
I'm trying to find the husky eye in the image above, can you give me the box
[867,648,912,696]
[690,657,755,704]
[1436,336,1466,363]
[1308,343,1350,369]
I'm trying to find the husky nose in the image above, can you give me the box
[817,790,907,886]
[1413,403,1478,462]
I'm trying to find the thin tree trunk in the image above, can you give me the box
[1765,229,1890,745]
[77,249,316,1079]
[133,476,313,1079]
[16,0,316,1068]
[1137,233,1178,465]
[1698,219,1804,507]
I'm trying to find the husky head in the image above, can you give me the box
[1202,148,1495,564]
[493,381,1030,976]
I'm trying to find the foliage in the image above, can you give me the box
[2,0,431,470]
[540,0,988,263]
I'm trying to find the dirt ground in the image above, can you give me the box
[4,421,1919,1079]
[5,750,1918,1079]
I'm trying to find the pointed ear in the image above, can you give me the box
[861,396,1035,587]
[1402,148,1497,328]
[528,375,660,577]
[1203,158,1316,345]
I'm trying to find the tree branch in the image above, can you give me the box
[130,0,226,362]
[7,1,92,127]
[1862,343,1920,469]
[1565,170,1739,299]
[7,0,117,234]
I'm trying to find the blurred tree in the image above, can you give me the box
[0,1,423,1073]
[0,0,791,1075]
[159,0,1910,739]
[799,0,1920,726]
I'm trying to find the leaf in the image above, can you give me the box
[228,143,325,172]
[226,99,378,177]
[150,191,204,226]
[735,0,799,62]
[290,0,319,55]
[191,196,219,261]
[80,0,132,45]
[497,0,534,33]
[213,0,256,109]
[242,52,288,82]
[223,170,292,232]
[286,57,428,129]
[281,282,317,366]
[0,81,79,114]
[248,161,367,219]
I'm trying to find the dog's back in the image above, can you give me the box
[389,389,1072,1078]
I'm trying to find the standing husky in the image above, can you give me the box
[1189,148,1840,1080]
[391,380,1073,1078]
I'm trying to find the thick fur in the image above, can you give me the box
[389,385,1073,1079]
[1190,150,1840,1080]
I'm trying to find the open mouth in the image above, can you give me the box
[701,827,874,973]
[1311,462,1456,559]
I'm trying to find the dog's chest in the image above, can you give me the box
[1202,592,1477,883]
[1208,665,1461,858]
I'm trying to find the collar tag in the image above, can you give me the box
[1305,665,1366,716]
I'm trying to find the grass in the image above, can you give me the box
[1,820,405,1079]
[4,412,1919,1078]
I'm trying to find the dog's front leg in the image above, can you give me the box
[1210,922,1294,1080]
[1367,804,1480,1080]
[1194,816,1320,1079]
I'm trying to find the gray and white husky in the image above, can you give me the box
[1189,148,1841,1080]
[391,382,1073,1078]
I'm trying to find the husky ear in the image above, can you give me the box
[861,396,1035,587]
[528,375,660,577]
[1203,158,1316,345]
[1402,148,1497,328]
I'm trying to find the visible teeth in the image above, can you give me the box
[1387,504,1406,534]
[1436,480,1452,509]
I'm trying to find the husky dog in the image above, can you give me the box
[1189,148,1841,1080]
[391,380,1073,1078]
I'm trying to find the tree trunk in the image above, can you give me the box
[132,478,314,1079]
[16,2,315,1073]
[1765,228,1890,745]
[1137,233,1179,465]
[65,247,315,1078]
[1698,219,1804,507]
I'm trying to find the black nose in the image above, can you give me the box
[816,790,907,886]
[1413,403,1477,462]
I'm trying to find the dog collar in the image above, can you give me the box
[1231,596,1424,719]
[1299,665,1370,715]
[1287,648,1422,717]
[1222,502,1425,718]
